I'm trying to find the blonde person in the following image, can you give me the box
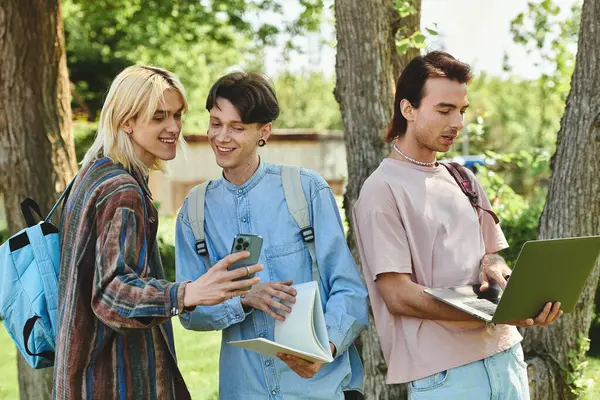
[53,65,262,400]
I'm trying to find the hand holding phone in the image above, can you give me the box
[229,234,263,284]
[183,251,263,307]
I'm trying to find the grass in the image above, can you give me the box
[2,322,600,398]
[0,321,222,400]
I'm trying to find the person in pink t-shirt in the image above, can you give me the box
[352,51,563,400]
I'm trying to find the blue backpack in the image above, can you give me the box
[0,180,73,369]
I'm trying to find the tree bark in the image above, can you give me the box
[335,1,419,398]
[0,0,76,399]
[522,0,600,399]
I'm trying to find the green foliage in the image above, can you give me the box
[73,120,98,162]
[158,215,177,281]
[158,236,176,282]
[461,74,565,155]
[476,161,546,267]
[590,287,600,356]
[392,0,437,57]
[396,31,427,56]
[273,72,342,130]
[63,0,324,125]
[560,333,592,397]
[507,0,580,148]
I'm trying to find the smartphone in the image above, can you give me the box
[228,234,263,284]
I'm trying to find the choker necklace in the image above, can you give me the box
[393,143,437,167]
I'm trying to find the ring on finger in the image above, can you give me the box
[245,266,250,276]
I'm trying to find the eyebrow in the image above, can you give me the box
[435,102,470,110]
[154,106,184,115]
[209,116,244,124]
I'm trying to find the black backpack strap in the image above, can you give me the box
[45,176,76,222]
[442,162,499,224]
[19,176,77,227]
[23,316,55,362]
[20,199,44,227]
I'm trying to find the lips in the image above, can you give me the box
[442,135,456,145]
[216,145,235,153]
[159,137,177,145]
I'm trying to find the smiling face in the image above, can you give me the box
[207,97,271,171]
[124,89,184,167]
[403,77,469,155]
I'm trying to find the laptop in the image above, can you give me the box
[425,236,600,323]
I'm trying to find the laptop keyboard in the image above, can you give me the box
[463,299,498,315]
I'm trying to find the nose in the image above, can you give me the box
[451,112,465,131]
[166,116,181,134]
[211,125,231,142]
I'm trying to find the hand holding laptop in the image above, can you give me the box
[425,236,600,325]
[502,301,563,328]
[479,253,512,290]
[478,253,563,327]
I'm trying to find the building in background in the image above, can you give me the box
[150,129,347,215]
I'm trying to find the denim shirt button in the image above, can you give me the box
[271,390,277,395]
[238,189,243,194]
[259,333,266,338]
[265,361,271,366]
[241,217,247,223]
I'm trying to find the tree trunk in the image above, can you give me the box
[522,0,600,399]
[0,0,76,399]
[335,1,419,398]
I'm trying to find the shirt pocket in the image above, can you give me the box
[265,239,311,284]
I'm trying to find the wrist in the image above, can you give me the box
[240,295,252,312]
[183,280,198,308]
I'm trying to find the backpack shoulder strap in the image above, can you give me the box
[441,162,499,224]
[187,181,212,267]
[280,166,321,287]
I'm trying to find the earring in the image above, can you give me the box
[258,138,266,147]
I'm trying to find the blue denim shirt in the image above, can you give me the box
[175,161,368,400]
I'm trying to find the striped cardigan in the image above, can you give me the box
[53,157,191,400]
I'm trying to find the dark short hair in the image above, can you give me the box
[205,72,280,124]
[386,51,472,143]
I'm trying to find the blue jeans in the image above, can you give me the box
[409,344,530,400]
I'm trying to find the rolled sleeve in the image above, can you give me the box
[175,200,249,331]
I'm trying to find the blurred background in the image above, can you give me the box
[2,0,599,399]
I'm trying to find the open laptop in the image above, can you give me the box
[425,236,600,323]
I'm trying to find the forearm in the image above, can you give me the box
[384,279,479,322]
[179,298,248,331]
[92,277,185,331]
[481,253,507,270]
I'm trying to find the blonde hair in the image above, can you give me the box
[81,65,189,173]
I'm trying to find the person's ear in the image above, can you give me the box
[121,119,134,134]
[400,99,416,122]
[259,122,272,142]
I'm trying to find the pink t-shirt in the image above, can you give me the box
[352,158,522,384]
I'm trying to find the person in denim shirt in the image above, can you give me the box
[175,72,369,400]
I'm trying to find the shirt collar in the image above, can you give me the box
[220,158,267,194]
[130,165,153,199]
